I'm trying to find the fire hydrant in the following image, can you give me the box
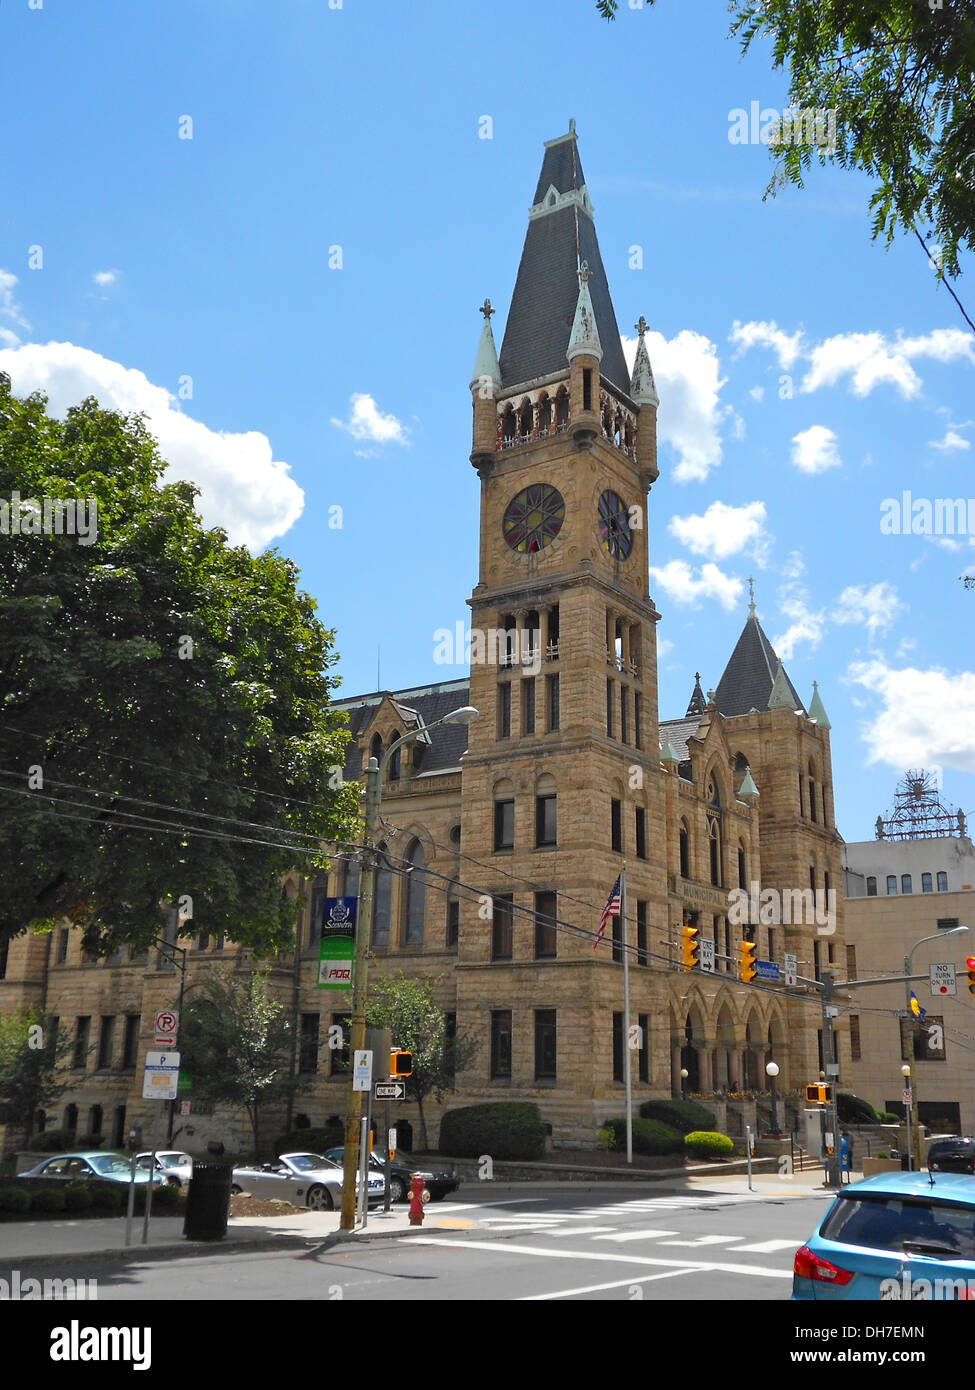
[408,1174,427,1225]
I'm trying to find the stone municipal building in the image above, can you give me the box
[0,127,847,1153]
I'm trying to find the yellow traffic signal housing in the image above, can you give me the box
[390,1049,413,1077]
[739,938,757,984]
[966,956,975,995]
[805,1083,833,1104]
[681,925,700,973]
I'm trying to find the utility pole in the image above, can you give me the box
[819,971,841,1189]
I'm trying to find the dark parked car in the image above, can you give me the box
[321,1147,460,1204]
[927,1137,975,1175]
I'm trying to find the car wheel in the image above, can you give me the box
[389,1176,407,1204]
[306,1184,333,1211]
[167,1178,181,1190]
[230,1184,243,1196]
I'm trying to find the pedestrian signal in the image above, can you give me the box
[390,1049,413,1077]
[805,1083,833,1104]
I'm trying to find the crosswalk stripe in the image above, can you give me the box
[657,1235,742,1247]
[594,1229,680,1243]
[725,1239,802,1254]
[547,1227,614,1238]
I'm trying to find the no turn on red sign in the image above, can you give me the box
[929,963,957,997]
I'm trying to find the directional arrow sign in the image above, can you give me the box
[699,938,716,974]
[374,1081,407,1101]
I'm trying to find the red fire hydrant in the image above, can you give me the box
[408,1174,427,1225]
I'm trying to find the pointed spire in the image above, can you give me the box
[738,766,760,800]
[807,680,831,730]
[768,660,797,710]
[566,261,603,364]
[685,672,706,717]
[748,576,756,618]
[470,299,501,393]
[629,315,659,408]
[660,738,679,766]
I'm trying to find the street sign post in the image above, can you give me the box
[142,1051,181,1101]
[784,952,798,987]
[929,962,957,997]
[352,1049,373,1093]
[153,1010,179,1047]
[699,938,716,974]
[755,960,780,981]
[374,1081,407,1101]
[316,896,357,990]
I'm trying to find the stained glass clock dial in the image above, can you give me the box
[502,483,565,554]
[597,489,633,560]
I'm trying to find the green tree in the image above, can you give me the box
[180,969,294,1159]
[597,0,975,311]
[0,376,360,956]
[364,970,478,1152]
[0,1008,70,1145]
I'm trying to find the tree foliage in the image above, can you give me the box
[597,0,975,283]
[364,970,477,1151]
[0,376,360,955]
[180,969,294,1158]
[0,1008,70,1144]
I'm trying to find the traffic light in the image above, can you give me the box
[740,937,757,984]
[390,1049,413,1077]
[805,1083,833,1104]
[681,925,700,973]
[966,956,975,996]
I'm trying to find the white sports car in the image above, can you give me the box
[230,1152,384,1211]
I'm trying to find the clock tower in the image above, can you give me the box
[457,123,673,1139]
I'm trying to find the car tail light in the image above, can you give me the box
[794,1245,854,1286]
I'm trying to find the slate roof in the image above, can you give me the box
[498,131,631,397]
[659,715,703,767]
[334,679,471,782]
[712,615,805,718]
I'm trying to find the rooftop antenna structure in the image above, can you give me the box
[875,770,966,840]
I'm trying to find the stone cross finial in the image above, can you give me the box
[578,260,591,285]
[635,315,649,337]
[748,576,756,616]
[480,298,494,319]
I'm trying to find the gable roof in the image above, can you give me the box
[713,615,805,718]
[335,679,471,780]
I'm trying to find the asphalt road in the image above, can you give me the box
[10,1185,833,1302]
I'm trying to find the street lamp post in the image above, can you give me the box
[901,1063,913,1169]
[766,1060,780,1136]
[903,924,968,1172]
[338,705,478,1232]
[679,1067,688,1102]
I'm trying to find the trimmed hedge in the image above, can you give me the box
[65,1183,93,1212]
[638,1098,716,1134]
[605,1118,684,1157]
[31,1129,78,1152]
[30,1187,66,1213]
[837,1092,880,1125]
[272,1124,344,1157]
[439,1103,547,1161]
[684,1131,735,1159]
[0,1187,31,1215]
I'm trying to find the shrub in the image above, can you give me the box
[438,1103,547,1161]
[30,1187,67,1213]
[64,1183,93,1212]
[32,1129,77,1152]
[837,1092,879,1125]
[0,1187,32,1215]
[684,1131,735,1159]
[877,1113,900,1125]
[605,1118,684,1156]
[89,1183,124,1213]
[151,1183,184,1212]
[638,1098,716,1134]
[272,1124,344,1157]
[76,1132,104,1149]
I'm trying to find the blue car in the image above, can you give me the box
[792,1172,975,1300]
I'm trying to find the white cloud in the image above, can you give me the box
[657,637,674,659]
[772,559,827,660]
[93,269,119,288]
[929,427,970,452]
[0,341,303,549]
[729,319,804,369]
[330,392,407,446]
[791,424,842,474]
[0,327,21,349]
[847,658,975,774]
[650,559,743,611]
[668,499,769,562]
[0,268,29,338]
[748,385,765,402]
[623,331,726,483]
[831,582,900,636]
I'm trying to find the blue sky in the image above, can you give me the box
[1,0,973,842]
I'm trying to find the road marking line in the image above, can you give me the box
[522,1268,698,1300]
[593,1229,680,1243]
[657,1235,741,1247]
[724,1239,803,1253]
[412,1237,793,1278]
[547,1227,614,1238]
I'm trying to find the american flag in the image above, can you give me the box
[593,874,622,951]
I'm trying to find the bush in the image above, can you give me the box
[150,1183,184,1212]
[638,1098,716,1134]
[0,1187,32,1215]
[76,1132,104,1149]
[32,1129,77,1152]
[605,1118,684,1156]
[64,1183,93,1212]
[88,1183,124,1213]
[272,1124,344,1157]
[438,1103,547,1161]
[877,1113,900,1125]
[684,1131,735,1159]
[837,1092,879,1125]
[30,1187,67,1213]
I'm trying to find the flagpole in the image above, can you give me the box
[621,862,632,1165]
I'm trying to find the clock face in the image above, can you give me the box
[502,483,565,554]
[598,489,633,560]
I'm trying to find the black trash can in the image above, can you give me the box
[900,1153,910,1171]
[183,1161,233,1241]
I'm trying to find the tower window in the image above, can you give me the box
[638,1013,649,1082]
[620,686,628,744]
[494,799,514,851]
[446,895,459,948]
[635,807,646,860]
[555,388,569,430]
[404,839,426,945]
[583,368,592,412]
[611,798,622,853]
[490,1011,512,1079]
[546,604,560,658]
[538,394,552,434]
[522,678,536,736]
[636,900,648,966]
[679,822,690,879]
[492,896,514,960]
[547,673,560,731]
[634,692,642,749]
[606,678,614,738]
[534,891,557,958]
[497,682,511,739]
[535,794,557,847]
[518,399,533,440]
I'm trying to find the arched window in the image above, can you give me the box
[679,820,690,879]
[555,388,569,429]
[502,404,516,443]
[494,779,515,851]
[369,732,383,766]
[535,773,557,848]
[709,817,722,887]
[404,839,426,945]
[88,1105,103,1139]
[64,1103,78,1134]
[738,841,747,889]
[388,738,401,781]
[518,398,533,440]
[538,394,552,434]
[449,824,461,849]
[372,845,392,948]
[613,412,622,447]
[866,876,877,897]
[808,761,817,823]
